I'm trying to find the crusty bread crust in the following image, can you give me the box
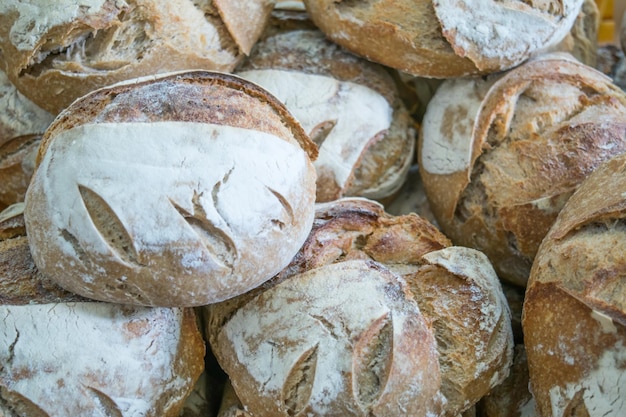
[0,222,205,416]
[0,0,274,114]
[207,198,513,416]
[24,70,318,307]
[523,153,626,417]
[302,0,582,78]
[419,53,626,286]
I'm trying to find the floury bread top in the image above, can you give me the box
[23,71,318,307]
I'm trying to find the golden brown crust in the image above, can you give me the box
[302,0,582,78]
[0,0,273,115]
[419,54,626,286]
[302,0,479,78]
[207,198,513,416]
[0,236,91,305]
[37,70,317,168]
[523,153,626,417]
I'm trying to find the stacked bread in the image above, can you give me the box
[1,0,625,416]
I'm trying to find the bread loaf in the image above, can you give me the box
[206,198,514,417]
[302,0,583,78]
[419,53,626,286]
[24,70,318,307]
[522,153,626,417]
[0,225,205,416]
[0,0,273,114]
[236,29,414,203]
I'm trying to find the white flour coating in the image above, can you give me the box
[25,121,314,303]
[0,303,187,416]
[238,69,393,191]
[0,0,112,51]
[222,260,433,415]
[591,310,618,334]
[548,342,626,417]
[274,0,306,10]
[434,0,583,66]
[0,70,53,138]
[420,78,486,175]
[518,397,537,417]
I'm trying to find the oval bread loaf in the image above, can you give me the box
[24,70,318,307]
[302,0,583,78]
[206,198,514,417]
[523,153,626,417]
[419,53,626,286]
[0,0,274,114]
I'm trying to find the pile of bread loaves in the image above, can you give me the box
[0,0,625,416]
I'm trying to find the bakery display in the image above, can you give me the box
[206,198,513,417]
[0,0,274,114]
[1,0,625,415]
[419,52,626,287]
[23,70,318,307]
[0,209,205,416]
[236,28,414,203]
[302,0,584,78]
[523,152,626,417]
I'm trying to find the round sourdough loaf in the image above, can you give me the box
[419,53,626,287]
[0,0,274,115]
[236,29,415,203]
[302,0,583,78]
[522,153,626,417]
[0,217,205,417]
[206,198,514,417]
[24,70,318,307]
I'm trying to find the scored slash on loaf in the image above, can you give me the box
[23,70,318,307]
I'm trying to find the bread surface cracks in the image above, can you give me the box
[20,0,238,78]
[452,79,615,265]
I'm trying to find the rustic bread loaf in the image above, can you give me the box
[419,53,626,287]
[24,70,318,307]
[302,0,583,78]
[0,228,205,416]
[236,29,414,203]
[522,153,626,417]
[206,198,514,417]
[0,0,273,115]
